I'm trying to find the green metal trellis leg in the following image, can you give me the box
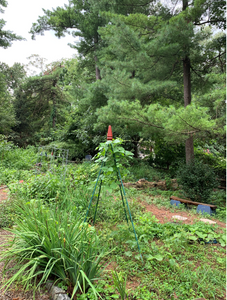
[112,150,128,224]
[84,156,106,223]
[111,144,143,261]
[93,179,103,225]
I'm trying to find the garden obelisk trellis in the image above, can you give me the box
[84,126,142,260]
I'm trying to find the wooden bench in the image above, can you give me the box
[170,196,217,216]
[170,196,217,209]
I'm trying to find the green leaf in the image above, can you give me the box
[125,251,132,257]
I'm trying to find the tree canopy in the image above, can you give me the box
[0,0,225,164]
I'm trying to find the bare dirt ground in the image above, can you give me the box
[0,186,225,299]
[140,200,226,228]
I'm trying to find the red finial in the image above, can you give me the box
[107,125,113,141]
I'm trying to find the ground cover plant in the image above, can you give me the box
[0,143,226,299]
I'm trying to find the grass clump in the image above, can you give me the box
[1,199,105,299]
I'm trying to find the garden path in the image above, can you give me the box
[140,199,226,228]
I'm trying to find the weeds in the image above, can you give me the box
[0,148,226,299]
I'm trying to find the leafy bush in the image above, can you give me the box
[127,161,164,182]
[147,140,185,176]
[195,148,226,179]
[0,198,16,228]
[94,139,133,187]
[0,143,37,170]
[0,167,31,185]
[9,173,68,201]
[1,199,105,298]
[177,160,217,202]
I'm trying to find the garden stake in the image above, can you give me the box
[84,156,106,223]
[93,167,104,224]
[112,150,129,224]
[84,126,143,261]
[111,143,143,261]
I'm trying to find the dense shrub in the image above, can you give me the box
[195,148,226,179]
[177,160,217,202]
[0,143,37,170]
[147,140,185,176]
[127,161,164,182]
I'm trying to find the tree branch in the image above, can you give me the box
[194,19,225,26]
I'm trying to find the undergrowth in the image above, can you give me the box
[0,144,225,299]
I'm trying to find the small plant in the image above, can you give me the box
[112,271,128,300]
[0,198,16,228]
[1,199,105,299]
[177,160,217,202]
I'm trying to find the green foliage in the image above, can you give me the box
[0,62,26,91]
[0,75,16,134]
[195,146,226,178]
[1,199,105,298]
[0,152,226,299]
[9,173,67,201]
[135,212,226,246]
[94,138,133,191]
[0,1,24,48]
[127,161,164,182]
[112,271,128,300]
[0,197,16,228]
[89,194,144,223]
[0,167,31,185]
[0,143,37,170]
[13,68,69,146]
[147,140,185,174]
[177,160,217,202]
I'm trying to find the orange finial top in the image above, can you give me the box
[107,125,113,141]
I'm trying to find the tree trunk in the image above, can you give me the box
[52,79,57,128]
[94,36,101,81]
[182,0,194,164]
[183,56,194,164]
[95,58,101,80]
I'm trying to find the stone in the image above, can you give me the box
[46,282,70,300]
[172,215,188,221]
[197,204,215,216]
[200,218,216,225]
[170,200,181,207]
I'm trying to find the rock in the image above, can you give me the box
[172,215,188,221]
[200,218,216,225]
[46,282,70,300]
[123,178,178,190]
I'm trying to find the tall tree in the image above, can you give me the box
[0,0,23,48]
[95,0,225,162]
[0,73,16,134]
[13,64,69,146]
[0,62,26,92]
